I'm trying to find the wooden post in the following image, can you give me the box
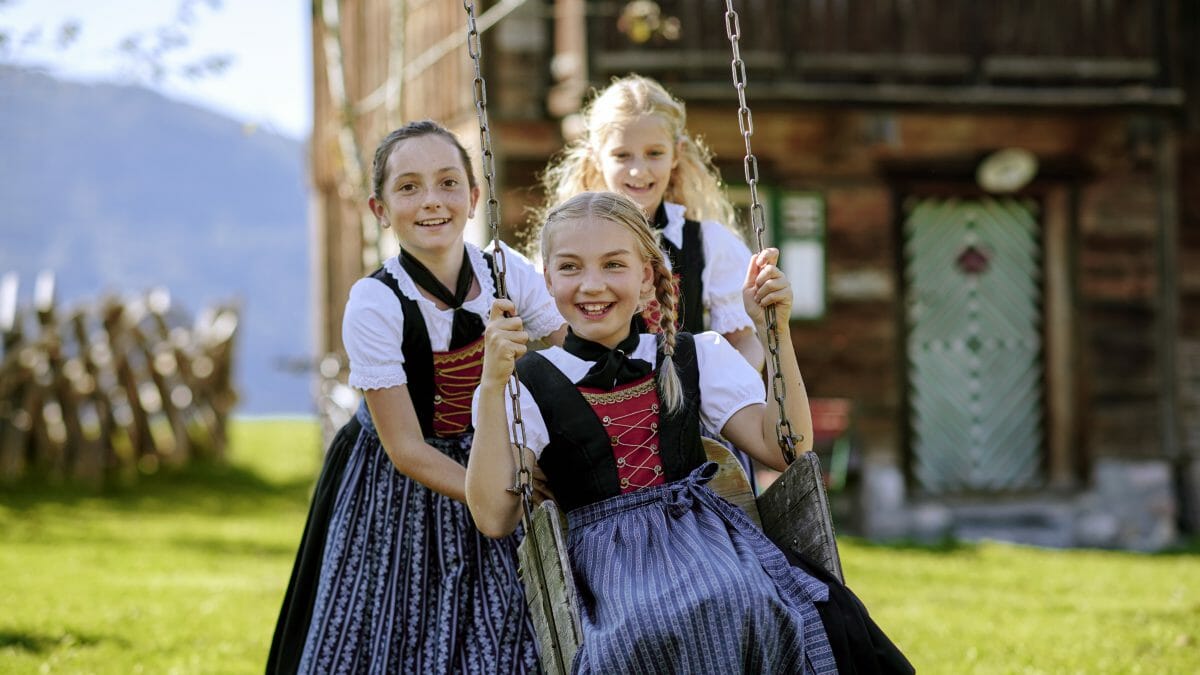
[101,300,158,467]
[0,274,26,481]
[65,309,111,484]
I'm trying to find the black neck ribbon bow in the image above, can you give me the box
[399,248,483,350]
[564,326,653,390]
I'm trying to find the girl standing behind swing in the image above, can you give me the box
[536,73,763,371]
[273,120,564,674]
[468,191,912,674]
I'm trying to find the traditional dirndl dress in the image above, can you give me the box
[514,333,836,674]
[268,415,362,674]
[297,402,538,674]
[276,248,544,674]
[568,463,835,673]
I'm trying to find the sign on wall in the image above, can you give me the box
[777,192,826,320]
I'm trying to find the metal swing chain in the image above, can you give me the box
[463,1,535,514]
[723,1,800,464]
[463,7,572,671]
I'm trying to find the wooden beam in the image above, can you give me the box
[626,81,1185,109]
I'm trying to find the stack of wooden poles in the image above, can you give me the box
[0,272,239,486]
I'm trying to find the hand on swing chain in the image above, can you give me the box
[742,248,793,328]
[483,298,528,387]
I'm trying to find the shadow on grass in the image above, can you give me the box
[0,459,318,517]
[0,629,120,654]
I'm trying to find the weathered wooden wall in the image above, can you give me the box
[312,0,480,365]
[654,108,1174,486]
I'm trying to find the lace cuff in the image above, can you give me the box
[707,294,756,335]
[525,307,565,341]
[349,365,408,391]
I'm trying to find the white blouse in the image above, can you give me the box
[471,332,765,459]
[343,241,564,391]
[659,201,755,335]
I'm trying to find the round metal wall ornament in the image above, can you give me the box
[976,148,1038,194]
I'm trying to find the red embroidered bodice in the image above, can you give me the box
[431,336,484,437]
[579,374,665,493]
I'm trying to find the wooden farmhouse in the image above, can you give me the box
[310,0,1200,549]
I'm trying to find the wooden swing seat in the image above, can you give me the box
[517,439,843,673]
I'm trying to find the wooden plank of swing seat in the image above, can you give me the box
[701,438,761,528]
[757,452,845,584]
[517,500,582,675]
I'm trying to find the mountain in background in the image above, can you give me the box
[0,65,314,415]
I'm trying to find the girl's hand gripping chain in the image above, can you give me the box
[481,298,528,386]
[743,248,793,327]
[730,247,814,464]
[468,298,540,537]
[480,299,555,505]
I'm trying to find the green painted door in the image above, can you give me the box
[904,196,1044,493]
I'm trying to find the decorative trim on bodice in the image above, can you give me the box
[579,377,656,406]
[581,374,665,492]
[431,336,485,437]
[515,333,707,512]
[370,255,496,439]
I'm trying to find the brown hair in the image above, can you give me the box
[371,120,477,200]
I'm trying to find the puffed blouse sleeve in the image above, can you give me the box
[470,381,551,459]
[699,220,756,335]
[693,330,765,434]
[343,278,409,390]
[490,241,564,340]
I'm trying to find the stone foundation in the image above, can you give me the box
[850,458,1183,551]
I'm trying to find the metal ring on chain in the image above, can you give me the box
[723,0,799,463]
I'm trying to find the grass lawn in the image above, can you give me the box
[2,418,1198,673]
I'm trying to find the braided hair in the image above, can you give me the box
[541,192,683,413]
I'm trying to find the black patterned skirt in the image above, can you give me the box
[279,405,540,674]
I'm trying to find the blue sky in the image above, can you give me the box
[0,0,311,139]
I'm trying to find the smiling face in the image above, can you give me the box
[544,215,654,349]
[595,114,677,218]
[369,133,479,258]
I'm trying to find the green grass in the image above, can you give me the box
[2,419,1198,673]
[0,420,323,674]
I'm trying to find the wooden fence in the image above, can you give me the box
[0,272,239,485]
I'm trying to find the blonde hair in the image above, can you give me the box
[541,192,683,414]
[534,74,739,236]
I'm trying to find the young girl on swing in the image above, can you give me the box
[468,191,912,673]
[537,74,762,371]
[270,120,565,674]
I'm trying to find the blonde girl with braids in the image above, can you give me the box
[536,74,765,372]
[466,192,918,673]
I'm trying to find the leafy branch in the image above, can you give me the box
[0,0,234,84]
